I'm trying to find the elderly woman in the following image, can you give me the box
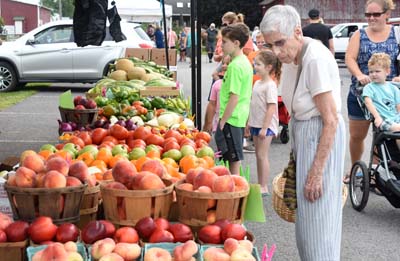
[344,0,399,184]
[261,5,345,261]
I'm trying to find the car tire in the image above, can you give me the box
[0,62,18,92]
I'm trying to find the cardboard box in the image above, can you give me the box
[140,86,180,97]
[151,48,177,66]
[125,48,151,60]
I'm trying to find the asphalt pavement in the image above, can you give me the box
[0,57,399,260]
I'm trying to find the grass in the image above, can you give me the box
[0,83,51,110]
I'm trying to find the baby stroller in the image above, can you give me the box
[349,82,400,211]
[278,96,290,144]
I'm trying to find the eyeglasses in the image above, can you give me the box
[364,11,386,18]
[222,23,229,26]
[263,38,287,49]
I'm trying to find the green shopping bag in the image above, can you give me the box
[240,166,266,222]
[59,90,74,109]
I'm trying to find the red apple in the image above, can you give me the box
[75,104,86,110]
[168,223,193,243]
[0,229,7,243]
[221,223,246,241]
[114,227,139,243]
[213,219,231,230]
[85,99,97,109]
[29,216,58,244]
[135,217,156,239]
[198,225,222,244]
[5,221,29,242]
[148,229,174,243]
[154,217,169,230]
[99,220,116,238]
[55,223,79,243]
[73,96,83,106]
[81,220,107,244]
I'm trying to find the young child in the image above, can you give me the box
[214,23,253,175]
[363,52,400,132]
[203,55,231,135]
[247,51,281,195]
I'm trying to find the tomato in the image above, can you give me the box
[68,136,85,149]
[133,126,151,140]
[127,139,146,150]
[145,134,164,147]
[109,124,129,140]
[91,128,108,145]
[102,135,119,146]
[77,131,92,145]
[164,129,183,143]
[163,141,181,151]
[195,131,211,143]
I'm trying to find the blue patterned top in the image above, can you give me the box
[351,26,399,90]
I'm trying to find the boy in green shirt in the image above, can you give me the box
[215,23,253,174]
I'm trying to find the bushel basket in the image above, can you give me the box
[58,106,98,127]
[77,182,101,229]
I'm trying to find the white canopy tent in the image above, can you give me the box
[111,0,173,23]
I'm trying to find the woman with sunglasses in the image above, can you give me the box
[344,0,400,184]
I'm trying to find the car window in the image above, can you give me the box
[337,25,359,38]
[34,25,73,44]
[134,26,151,41]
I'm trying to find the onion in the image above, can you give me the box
[103,122,110,129]
[125,119,136,130]
[69,122,78,131]
[93,119,106,128]
[116,120,126,127]
[58,120,72,132]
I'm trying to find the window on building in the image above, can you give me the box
[177,2,183,8]
[188,3,191,8]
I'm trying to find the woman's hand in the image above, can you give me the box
[258,128,267,140]
[304,171,323,202]
[356,74,371,85]
[392,76,400,82]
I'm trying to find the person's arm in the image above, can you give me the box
[304,91,338,202]
[219,93,239,129]
[203,100,216,133]
[364,96,383,127]
[259,103,276,139]
[214,39,223,62]
[328,38,334,56]
[345,30,370,85]
[397,103,400,113]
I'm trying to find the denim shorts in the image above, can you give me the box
[249,127,275,136]
[347,90,368,120]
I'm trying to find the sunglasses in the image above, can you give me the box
[364,11,386,18]
[263,38,286,49]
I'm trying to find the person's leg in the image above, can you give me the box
[349,119,370,164]
[253,134,272,194]
[230,161,241,175]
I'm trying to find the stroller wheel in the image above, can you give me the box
[349,160,370,211]
[280,127,289,144]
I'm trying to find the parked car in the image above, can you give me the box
[0,20,154,92]
[331,22,367,60]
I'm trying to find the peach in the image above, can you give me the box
[36,172,47,188]
[41,242,69,261]
[185,167,203,184]
[68,161,90,183]
[212,175,235,192]
[173,240,198,261]
[128,171,148,190]
[139,173,165,190]
[98,253,124,261]
[202,247,230,261]
[43,170,67,188]
[19,150,37,165]
[15,166,36,188]
[91,238,116,260]
[193,169,218,190]
[238,239,254,253]
[22,153,45,173]
[66,176,83,187]
[102,169,113,180]
[230,248,256,261]
[112,161,137,186]
[140,159,166,178]
[232,175,250,191]
[67,252,84,261]
[177,183,193,191]
[32,249,44,261]
[144,247,172,261]
[206,210,217,224]
[223,238,239,255]
[211,166,231,176]
[7,173,17,186]
[113,243,141,261]
[64,241,78,252]
[87,174,97,187]
[45,157,69,176]
[195,186,216,209]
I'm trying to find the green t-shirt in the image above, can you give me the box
[219,54,253,127]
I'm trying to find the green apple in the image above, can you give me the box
[162,149,182,161]
[128,147,146,160]
[196,146,214,158]
[111,144,128,156]
[40,144,57,153]
[78,145,98,158]
[62,143,79,157]
[180,145,195,157]
[145,144,160,153]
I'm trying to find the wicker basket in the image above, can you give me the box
[5,183,87,225]
[175,180,249,229]
[58,106,99,126]
[77,183,101,229]
[272,173,348,223]
[100,180,174,227]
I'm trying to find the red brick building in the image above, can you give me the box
[1,0,51,34]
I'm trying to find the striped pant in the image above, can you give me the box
[291,115,346,261]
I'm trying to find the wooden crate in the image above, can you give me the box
[100,180,174,227]
[0,240,27,261]
[5,183,87,225]
[151,48,177,66]
[175,180,249,228]
[139,86,180,97]
[77,183,101,229]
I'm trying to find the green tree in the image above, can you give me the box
[42,0,74,18]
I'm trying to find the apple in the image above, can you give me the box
[154,217,169,230]
[114,227,139,243]
[149,229,174,243]
[168,223,193,243]
[74,96,83,106]
[99,220,116,238]
[77,145,98,158]
[198,225,221,244]
[55,223,79,243]
[40,144,57,153]
[85,99,97,109]
[162,149,182,161]
[0,229,7,242]
[81,220,107,244]
[196,146,214,158]
[5,221,29,242]
[29,216,58,244]
[75,104,86,110]
[212,219,231,230]
[221,223,246,241]
[180,145,196,156]
[0,212,12,231]
[135,217,156,240]
[62,143,79,158]
[111,144,128,156]
[78,97,88,107]
[128,147,146,160]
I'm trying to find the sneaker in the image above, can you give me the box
[243,144,255,153]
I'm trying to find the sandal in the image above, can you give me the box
[343,174,350,184]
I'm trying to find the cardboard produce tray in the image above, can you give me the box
[140,86,180,97]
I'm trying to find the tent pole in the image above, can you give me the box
[161,0,170,69]
[196,0,202,128]
[190,0,196,125]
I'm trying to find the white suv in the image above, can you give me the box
[331,22,368,60]
[0,20,154,91]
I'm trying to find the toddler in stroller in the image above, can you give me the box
[277,96,290,144]
[349,53,400,211]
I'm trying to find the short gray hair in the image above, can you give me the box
[260,5,301,37]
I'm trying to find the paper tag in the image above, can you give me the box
[0,177,13,219]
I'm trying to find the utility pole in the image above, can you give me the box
[58,0,62,19]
